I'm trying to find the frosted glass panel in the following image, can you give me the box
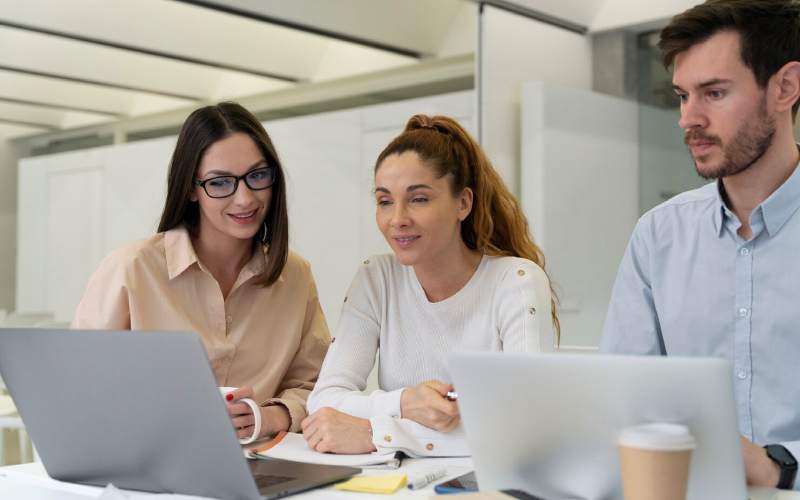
[639,105,707,215]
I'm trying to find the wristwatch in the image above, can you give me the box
[764,444,798,489]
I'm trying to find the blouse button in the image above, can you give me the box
[384,435,392,443]
[344,296,348,302]
[225,316,232,324]
[529,307,536,314]
[331,338,336,343]
[518,270,525,276]
[222,357,230,364]
[426,443,434,451]
[364,260,370,265]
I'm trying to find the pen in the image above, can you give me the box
[407,467,447,490]
[445,391,457,401]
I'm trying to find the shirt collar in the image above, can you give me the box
[165,225,276,283]
[760,155,800,237]
[165,225,201,280]
[712,151,800,238]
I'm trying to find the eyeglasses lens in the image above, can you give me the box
[206,177,236,198]
[245,167,275,190]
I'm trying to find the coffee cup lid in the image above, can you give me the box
[618,423,696,451]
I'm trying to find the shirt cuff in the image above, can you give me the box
[368,414,470,458]
[261,398,306,433]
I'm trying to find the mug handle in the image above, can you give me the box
[234,397,262,445]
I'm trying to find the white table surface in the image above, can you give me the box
[0,458,471,500]
[2,460,799,500]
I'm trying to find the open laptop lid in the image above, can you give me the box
[0,329,262,500]
[450,352,747,500]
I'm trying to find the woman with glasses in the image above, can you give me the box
[72,102,330,441]
[302,115,559,457]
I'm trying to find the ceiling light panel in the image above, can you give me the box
[0,100,112,130]
[0,71,191,117]
[0,26,292,101]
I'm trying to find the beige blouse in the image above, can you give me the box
[71,225,331,432]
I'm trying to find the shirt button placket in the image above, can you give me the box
[733,243,754,438]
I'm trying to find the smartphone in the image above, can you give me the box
[434,473,548,500]
[434,471,479,494]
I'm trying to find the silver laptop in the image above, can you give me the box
[0,329,359,500]
[450,352,749,500]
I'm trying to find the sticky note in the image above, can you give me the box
[334,474,408,494]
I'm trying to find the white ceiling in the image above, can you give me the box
[0,0,474,139]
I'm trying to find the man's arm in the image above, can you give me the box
[599,218,665,355]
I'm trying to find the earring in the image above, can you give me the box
[260,222,268,243]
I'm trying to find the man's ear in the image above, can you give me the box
[772,61,800,116]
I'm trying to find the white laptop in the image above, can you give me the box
[450,352,760,500]
[0,329,359,500]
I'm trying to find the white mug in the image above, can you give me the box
[219,387,262,445]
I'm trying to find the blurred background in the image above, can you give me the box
[1,0,788,465]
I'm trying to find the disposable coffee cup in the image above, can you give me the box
[219,387,262,445]
[618,423,696,500]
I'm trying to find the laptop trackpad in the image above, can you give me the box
[247,458,360,498]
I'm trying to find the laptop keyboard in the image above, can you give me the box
[253,474,296,489]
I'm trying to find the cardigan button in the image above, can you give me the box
[426,443,434,451]
[518,270,525,276]
[529,308,536,314]
[384,435,392,443]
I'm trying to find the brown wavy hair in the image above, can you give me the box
[660,0,800,120]
[375,115,560,343]
[157,102,288,287]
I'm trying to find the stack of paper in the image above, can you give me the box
[250,432,401,467]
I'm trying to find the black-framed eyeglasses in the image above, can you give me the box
[193,165,276,199]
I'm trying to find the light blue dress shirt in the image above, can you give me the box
[600,160,800,488]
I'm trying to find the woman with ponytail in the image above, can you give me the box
[303,115,558,457]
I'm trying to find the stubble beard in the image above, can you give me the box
[686,97,776,181]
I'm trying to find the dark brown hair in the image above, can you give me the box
[375,115,560,343]
[158,102,288,287]
[660,0,800,119]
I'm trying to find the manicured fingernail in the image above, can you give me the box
[226,394,234,401]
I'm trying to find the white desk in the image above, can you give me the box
[0,458,471,500]
[2,460,799,500]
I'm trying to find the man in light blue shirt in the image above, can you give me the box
[600,0,800,491]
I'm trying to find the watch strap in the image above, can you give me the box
[765,445,798,490]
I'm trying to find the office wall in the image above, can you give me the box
[478,5,592,195]
[16,91,474,330]
[521,82,639,347]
